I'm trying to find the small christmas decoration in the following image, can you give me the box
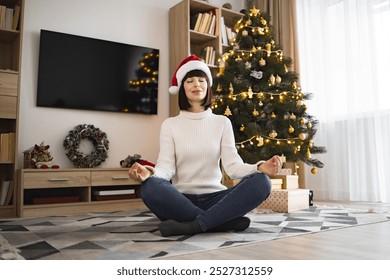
[30,142,59,169]
[120,154,155,168]
[222,2,232,9]
[224,106,232,116]
[250,70,263,79]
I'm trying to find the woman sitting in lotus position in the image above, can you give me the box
[129,55,282,237]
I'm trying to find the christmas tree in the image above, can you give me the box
[127,49,159,114]
[212,7,326,173]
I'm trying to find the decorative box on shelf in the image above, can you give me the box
[258,189,310,213]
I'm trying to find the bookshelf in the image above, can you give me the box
[169,0,243,116]
[0,0,23,217]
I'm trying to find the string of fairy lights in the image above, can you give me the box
[128,52,159,87]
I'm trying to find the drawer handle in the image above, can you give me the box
[49,178,69,182]
[112,176,129,180]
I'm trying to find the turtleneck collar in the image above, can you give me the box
[179,108,212,120]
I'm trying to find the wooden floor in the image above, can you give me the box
[159,200,390,260]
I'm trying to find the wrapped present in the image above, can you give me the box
[258,189,310,213]
[270,174,299,189]
[270,178,283,190]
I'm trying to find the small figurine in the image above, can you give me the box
[30,142,59,169]
[120,154,155,168]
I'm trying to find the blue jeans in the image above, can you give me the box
[140,173,272,231]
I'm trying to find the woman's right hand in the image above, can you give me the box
[258,155,282,176]
[128,162,152,182]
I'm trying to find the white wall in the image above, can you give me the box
[18,0,244,169]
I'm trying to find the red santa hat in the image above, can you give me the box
[169,55,213,95]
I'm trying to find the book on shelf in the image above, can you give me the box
[192,12,204,32]
[4,181,14,205]
[190,13,200,31]
[0,180,12,206]
[92,189,136,201]
[94,194,136,201]
[0,132,15,162]
[0,5,5,29]
[207,13,216,35]
[199,12,211,33]
[0,133,10,162]
[220,16,228,45]
[8,132,15,161]
[32,196,80,205]
[4,7,13,29]
[11,5,20,30]
[92,189,135,196]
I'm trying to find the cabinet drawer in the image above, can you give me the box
[0,95,17,118]
[0,72,18,96]
[91,169,138,186]
[22,171,91,189]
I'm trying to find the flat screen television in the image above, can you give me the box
[37,29,159,115]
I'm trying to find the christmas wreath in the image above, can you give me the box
[63,124,109,168]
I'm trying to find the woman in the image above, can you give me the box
[129,55,282,237]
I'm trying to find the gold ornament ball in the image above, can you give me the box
[311,167,317,174]
[299,133,307,140]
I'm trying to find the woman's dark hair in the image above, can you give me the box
[178,70,213,110]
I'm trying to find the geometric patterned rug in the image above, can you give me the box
[1,205,389,260]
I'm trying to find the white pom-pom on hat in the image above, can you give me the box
[169,55,213,95]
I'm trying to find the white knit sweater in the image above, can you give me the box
[152,108,263,194]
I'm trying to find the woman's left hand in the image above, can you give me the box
[258,155,283,175]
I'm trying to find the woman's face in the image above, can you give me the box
[183,76,208,107]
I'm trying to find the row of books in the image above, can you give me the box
[0,180,13,206]
[200,46,216,66]
[190,11,237,45]
[0,5,20,30]
[190,10,217,36]
[0,132,15,162]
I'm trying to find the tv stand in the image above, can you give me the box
[18,168,146,217]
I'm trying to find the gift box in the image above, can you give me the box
[258,189,310,213]
[269,174,299,189]
[270,178,283,190]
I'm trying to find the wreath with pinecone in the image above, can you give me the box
[63,124,109,168]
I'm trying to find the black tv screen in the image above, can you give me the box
[37,29,159,115]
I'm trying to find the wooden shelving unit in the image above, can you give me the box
[18,168,146,218]
[169,0,243,116]
[0,0,23,217]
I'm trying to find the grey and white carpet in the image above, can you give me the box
[1,205,389,260]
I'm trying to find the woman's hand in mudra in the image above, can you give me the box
[128,162,151,182]
[258,155,283,176]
